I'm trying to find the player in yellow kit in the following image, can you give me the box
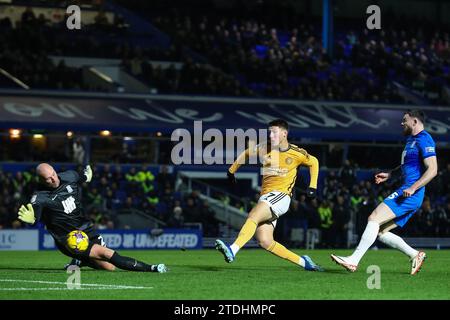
[215,119,323,271]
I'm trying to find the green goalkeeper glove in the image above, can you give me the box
[84,165,92,183]
[18,204,36,224]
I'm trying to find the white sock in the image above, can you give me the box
[298,256,305,268]
[378,232,418,259]
[230,244,240,256]
[348,221,379,265]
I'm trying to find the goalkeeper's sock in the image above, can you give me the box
[378,232,418,259]
[231,218,258,254]
[348,221,379,265]
[109,252,157,272]
[267,241,305,267]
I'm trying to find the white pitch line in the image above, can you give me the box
[0,287,142,291]
[0,279,153,290]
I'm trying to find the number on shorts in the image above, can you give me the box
[387,192,399,200]
[98,235,106,247]
[266,192,276,200]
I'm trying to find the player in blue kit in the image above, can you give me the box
[331,110,438,275]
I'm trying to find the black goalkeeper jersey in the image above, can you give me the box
[30,170,94,243]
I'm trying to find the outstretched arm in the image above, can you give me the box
[375,164,401,184]
[18,204,36,224]
[403,156,438,197]
[228,148,251,175]
[18,196,44,225]
[84,165,93,182]
[227,148,251,185]
[302,154,319,197]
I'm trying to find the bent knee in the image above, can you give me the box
[258,238,274,250]
[94,260,116,271]
[368,211,383,224]
[90,244,114,260]
[105,264,116,271]
[378,228,391,238]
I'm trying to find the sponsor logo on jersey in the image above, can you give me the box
[425,146,435,153]
[62,196,76,214]
[261,167,288,177]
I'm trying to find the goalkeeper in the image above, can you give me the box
[18,163,167,273]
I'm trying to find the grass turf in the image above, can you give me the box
[0,249,448,300]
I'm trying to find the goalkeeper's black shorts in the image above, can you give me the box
[55,233,106,261]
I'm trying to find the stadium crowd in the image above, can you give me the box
[1,160,449,247]
[149,11,449,104]
[0,5,181,91]
[126,57,253,96]
[1,3,449,104]
[126,0,450,104]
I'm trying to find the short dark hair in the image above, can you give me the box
[268,119,289,131]
[405,109,426,124]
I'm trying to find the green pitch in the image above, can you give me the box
[0,249,449,300]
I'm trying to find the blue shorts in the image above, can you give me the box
[383,187,425,227]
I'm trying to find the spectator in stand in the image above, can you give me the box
[72,138,85,165]
[167,206,184,228]
[200,201,219,236]
[441,163,450,195]
[103,189,119,211]
[332,194,351,248]
[156,165,175,191]
[94,10,109,27]
[183,197,202,222]
[338,160,358,188]
[434,201,450,237]
[307,198,321,230]
[21,7,36,27]
[0,205,8,229]
[160,184,175,208]
[317,200,333,248]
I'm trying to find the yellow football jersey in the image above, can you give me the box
[229,143,319,196]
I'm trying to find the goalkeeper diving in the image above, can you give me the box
[18,163,167,273]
